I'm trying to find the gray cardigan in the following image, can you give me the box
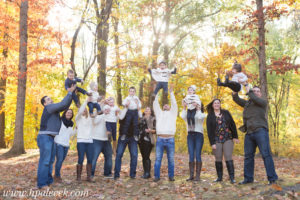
[232,90,268,134]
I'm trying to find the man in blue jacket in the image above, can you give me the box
[37,84,76,189]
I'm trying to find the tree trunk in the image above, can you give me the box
[256,0,268,100]
[5,0,28,156]
[113,4,122,106]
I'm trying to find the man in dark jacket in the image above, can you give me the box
[37,84,76,189]
[232,86,278,185]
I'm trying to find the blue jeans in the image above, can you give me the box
[187,132,204,162]
[72,87,87,104]
[122,110,139,137]
[77,142,94,165]
[114,136,138,178]
[244,128,278,182]
[37,134,56,188]
[87,102,101,114]
[154,137,175,179]
[92,140,112,176]
[106,122,117,141]
[54,143,69,177]
[154,82,168,95]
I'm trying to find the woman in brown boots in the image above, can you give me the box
[181,100,206,181]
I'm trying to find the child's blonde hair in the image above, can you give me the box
[89,81,97,90]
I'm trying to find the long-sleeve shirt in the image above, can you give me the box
[149,68,176,82]
[54,123,76,147]
[183,94,201,110]
[88,90,100,103]
[232,90,268,134]
[122,95,141,110]
[181,110,206,133]
[103,105,119,122]
[64,77,82,90]
[75,100,93,142]
[39,92,73,135]
[153,92,178,136]
[91,114,108,141]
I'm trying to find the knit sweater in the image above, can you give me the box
[75,100,93,140]
[150,68,176,82]
[232,90,268,134]
[183,94,201,110]
[181,110,206,133]
[91,114,108,141]
[153,92,178,136]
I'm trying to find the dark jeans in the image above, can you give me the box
[138,138,153,162]
[72,87,87,104]
[91,139,112,177]
[37,134,56,188]
[54,143,69,177]
[114,136,138,178]
[187,132,204,162]
[244,128,278,182]
[77,142,94,165]
[122,110,139,137]
[87,102,101,114]
[187,108,197,126]
[224,81,241,92]
[154,82,168,95]
[106,122,117,141]
[154,137,175,179]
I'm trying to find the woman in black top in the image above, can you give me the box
[206,99,239,183]
[138,107,156,179]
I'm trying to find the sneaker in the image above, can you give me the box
[169,177,175,181]
[104,174,113,179]
[134,135,139,142]
[239,180,253,185]
[114,176,119,180]
[153,177,160,182]
[269,180,277,185]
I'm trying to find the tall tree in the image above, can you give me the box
[5,0,28,156]
[93,0,113,96]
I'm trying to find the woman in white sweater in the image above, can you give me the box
[76,98,94,182]
[54,109,76,183]
[181,101,206,182]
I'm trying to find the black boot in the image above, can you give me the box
[141,159,147,178]
[144,160,151,179]
[194,162,202,181]
[214,161,223,182]
[217,78,226,86]
[76,164,82,182]
[226,160,235,184]
[186,162,194,181]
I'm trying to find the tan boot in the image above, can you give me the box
[54,175,62,183]
[76,164,82,182]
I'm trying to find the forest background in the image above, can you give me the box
[0,0,299,158]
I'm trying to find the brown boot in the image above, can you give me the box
[86,163,94,182]
[194,162,202,181]
[186,162,194,181]
[54,175,62,183]
[76,164,82,182]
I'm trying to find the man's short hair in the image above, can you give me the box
[159,61,167,66]
[252,85,260,90]
[67,69,74,74]
[129,86,136,91]
[41,96,47,106]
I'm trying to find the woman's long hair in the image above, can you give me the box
[142,107,155,117]
[206,99,221,114]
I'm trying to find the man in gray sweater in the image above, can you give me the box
[37,84,76,189]
[232,86,278,185]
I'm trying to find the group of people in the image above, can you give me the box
[36,61,278,190]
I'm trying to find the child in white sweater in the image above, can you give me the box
[103,97,120,142]
[217,62,248,92]
[148,61,177,96]
[183,85,201,131]
[87,81,102,117]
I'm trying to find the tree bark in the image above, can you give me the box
[5,0,28,156]
[256,0,268,100]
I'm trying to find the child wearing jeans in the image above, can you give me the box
[103,97,120,154]
[148,61,177,96]
[183,85,201,131]
[122,87,142,141]
[65,69,91,107]
[87,81,102,117]
[217,62,248,92]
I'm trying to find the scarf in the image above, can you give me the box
[61,116,74,128]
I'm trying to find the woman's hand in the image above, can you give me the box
[211,144,217,150]
[233,139,239,144]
